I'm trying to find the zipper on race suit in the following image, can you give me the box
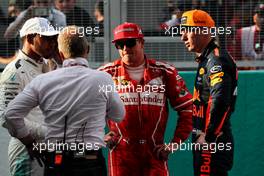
[138,92,142,129]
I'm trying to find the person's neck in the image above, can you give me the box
[125,61,145,69]
[125,58,145,67]
[195,38,212,57]
[256,25,261,31]
[22,47,42,63]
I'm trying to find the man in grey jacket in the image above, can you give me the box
[4,25,125,176]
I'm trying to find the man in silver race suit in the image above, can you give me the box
[0,17,59,176]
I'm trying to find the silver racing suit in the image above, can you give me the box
[0,50,47,176]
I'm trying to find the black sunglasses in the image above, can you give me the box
[115,39,138,49]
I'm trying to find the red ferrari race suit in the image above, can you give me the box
[99,57,193,176]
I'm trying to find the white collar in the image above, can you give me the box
[62,57,89,67]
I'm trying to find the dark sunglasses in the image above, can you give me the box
[115,39,138,49]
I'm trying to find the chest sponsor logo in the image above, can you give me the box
[199,68,205,75]
[193,104,204,118]
[148,77,163,86]
[193,87,201,102]
[119,92,164,106]
[210,65,222,73]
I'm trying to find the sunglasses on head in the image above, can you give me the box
[115,39,138,49]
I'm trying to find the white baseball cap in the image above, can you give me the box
[20,17,59,38]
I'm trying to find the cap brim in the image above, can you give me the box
[39,30,59,36]
[112,36,141,43]
[20,30,59,38]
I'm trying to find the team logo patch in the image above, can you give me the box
[121,79,130,86]
[210,78,222,87]
[115,28,134,34]
[29,70,37,78]
[199,68,205,75]
[209,72,224,87]
[181,16,187,24]
[210,65,222,73]
[193,87,201,102]
[7,71,17,81]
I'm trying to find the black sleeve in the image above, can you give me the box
[205,58,233,142]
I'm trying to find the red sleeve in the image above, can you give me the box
[166,68,193,143]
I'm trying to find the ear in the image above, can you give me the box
[254,14,258,24]
[26,35,35,45]
[83,46,90,58]
[86,45,90,55]
[59,51,65,62]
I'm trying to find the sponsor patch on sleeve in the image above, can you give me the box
[209,72,224,87]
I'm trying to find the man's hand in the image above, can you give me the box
[196,132,206,144]
[194,132,223,151]
[24,6,35,19]
[104,131,117,149]
[153,143,174,161]
[26,143,45,167]
[19,135,45,167]
[193,132,207,150]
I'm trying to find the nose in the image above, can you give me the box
[122,45,128,51]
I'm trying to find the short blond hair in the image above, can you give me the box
[58,26,89,58]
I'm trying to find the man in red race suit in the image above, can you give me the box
[99,22,193,176]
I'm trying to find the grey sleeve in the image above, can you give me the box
[104,74,125,122]
[4,10,27,40]
[5,80,39,139]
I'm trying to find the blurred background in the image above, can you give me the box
[0,0,264,70]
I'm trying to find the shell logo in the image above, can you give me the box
[199,68,205,75]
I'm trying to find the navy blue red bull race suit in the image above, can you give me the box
[192,40,238,176]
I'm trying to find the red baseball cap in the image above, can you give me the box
[112,22,144,43]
